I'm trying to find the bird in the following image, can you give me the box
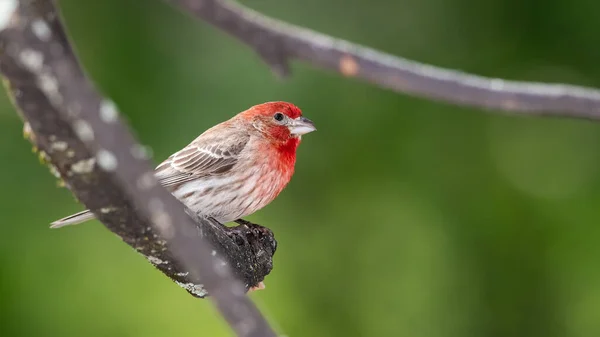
[50,101,316,229]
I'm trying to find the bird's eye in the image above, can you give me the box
[273,112,284,122]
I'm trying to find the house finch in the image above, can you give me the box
[50,101,316,229]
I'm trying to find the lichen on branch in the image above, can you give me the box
[0,1,277,336]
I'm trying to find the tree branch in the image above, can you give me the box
[0,1,276,336]
[168,0,600,120]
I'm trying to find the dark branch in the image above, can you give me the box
[169,0,600,120]
[0,1,276,336]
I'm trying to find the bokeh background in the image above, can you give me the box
[2,0,600,336]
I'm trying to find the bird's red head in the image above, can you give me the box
[251,101,303,119]
[239,101,316,142]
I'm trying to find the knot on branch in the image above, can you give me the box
[227,220,277,281]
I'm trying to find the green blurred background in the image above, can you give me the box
[2,0,600,336]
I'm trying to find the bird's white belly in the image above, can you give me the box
[171,168,281,223]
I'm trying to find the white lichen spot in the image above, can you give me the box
[175,272,189,277]
[50,141,68,152]
[31,19,51,41]
[23,122,32,135]
[19,49,44,72]
[71,158,96,174]
[37,73,62,105]
[214,259,229,277]
[73,120,94,141]
[146,255,167,265]
[211,250,217,256]
[100,207,116,214]
[136,171,156,190]
[175,281,207,298]
[0,0,17,31]
[149,198,174,237]
[96,149,117,171]
[130,144,153,160]
[48,164,61,178]
[66,149,75,158]
[38,150,50,162]
[99,99,118,123]
[23,122,35,142]
[152,211,173,237]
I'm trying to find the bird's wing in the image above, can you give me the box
[154,127,250,189]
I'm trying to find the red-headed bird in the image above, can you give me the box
[50,101,316,228]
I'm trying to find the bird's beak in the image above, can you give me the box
[289,116,316,136]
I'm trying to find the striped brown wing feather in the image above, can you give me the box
[155,130,249,189]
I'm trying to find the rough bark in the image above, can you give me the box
[0,1,277,336]
[169,0,600,120]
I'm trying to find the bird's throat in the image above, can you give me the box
[274,137,299,176]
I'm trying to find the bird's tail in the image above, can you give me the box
[50,210,95,229]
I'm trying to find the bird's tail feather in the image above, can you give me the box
[50,210,95,228]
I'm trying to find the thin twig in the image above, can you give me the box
[0,1,276,336]
[168,0,600,120]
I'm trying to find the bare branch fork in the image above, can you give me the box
[170,0,600,120]
[0,1,277,336]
